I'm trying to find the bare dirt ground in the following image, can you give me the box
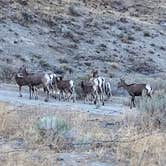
[0,84,165,166]
[0,83,127,116]
[0,83,130,166]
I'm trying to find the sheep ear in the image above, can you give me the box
[22,64,26,69]
[120,78,125,82]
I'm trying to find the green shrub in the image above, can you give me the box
[138,94,166,113]
[35,116,71,150]
[137,92,166,128]
[60,63,72,72]
[36,116,70,137]
[39,60,51,69]
[58,58,68,64]
[152,79,166,92]
[144,31,151,37]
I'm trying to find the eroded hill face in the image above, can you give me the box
[0,0,166,81]
[84,0,166,22]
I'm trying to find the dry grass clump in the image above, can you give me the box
[35,115,72,152]
[116,130,166,166]
[136,91,166,129]
[0,103,113,165]
[0,102,20,136]
[111,105,166,165]
[151,78,166,92]
[110,62,120,69]
[138,91,166,113]
[114,88,166,165]
[0,103,112,151]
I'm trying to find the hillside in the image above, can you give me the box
[0,0,166,81]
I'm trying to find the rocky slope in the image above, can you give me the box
[0,0,166,81]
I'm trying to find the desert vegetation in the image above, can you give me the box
[0,82,165,165]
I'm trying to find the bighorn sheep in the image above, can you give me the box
[15,65,51,102]
[104,81,112,99]
[15,66,36,98]
[54,76,75,102]
[89,70,105,105]
[81,80,98,104]
[118,79,153,109]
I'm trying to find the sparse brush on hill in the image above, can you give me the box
[0,66,15,82]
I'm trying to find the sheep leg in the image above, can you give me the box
[44,86,49,102]
[58,90,62,101]
[68,88,75,103]
[131,96,135,108]
[107,91,112,99]
[67,92,72,102]
[71,88,76,103]
[29,86,32,100]
[91,93,95,104]
[61,90,66,101]
[49,83,55,96]
[101,93,104,106]
[99,87,104,106]
[93,92,97,105]
[31,87,34,99]
[34,87,38,100]
[19,86,22,97]
[147,92,152,98]
[130,97,132,109]
[58,90,63,101]
[94,90,99,105]
[84,95,87,104]
[99,92,104,105]
[87,93,92,104]
[83,93,88,104]
[133,96,136,107]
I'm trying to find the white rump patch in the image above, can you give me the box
[44,74,51,84]
[146,84,152,94]
[69,80,74,87]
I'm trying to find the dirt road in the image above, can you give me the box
[0,83,126,116]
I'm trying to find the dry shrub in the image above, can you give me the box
[114,106,166,165]
[0,102,20,136]
[0,66,15,82]
[110,62,120,69]
[116,131,166,166]
[115,89,166,165]
[35,116,71,152]
[151,78,166,92]
[137,91,166,129]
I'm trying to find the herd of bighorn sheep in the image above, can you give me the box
[15,65,153,109]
